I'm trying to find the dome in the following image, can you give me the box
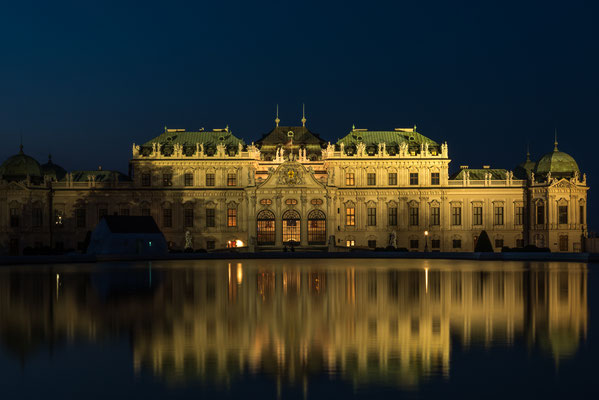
[513,150,537,179]
[41,154,67,181]
[534,142,580,179]
[0,145,42,182]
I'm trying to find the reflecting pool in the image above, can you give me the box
[0,259,596,399]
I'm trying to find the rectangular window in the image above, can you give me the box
[346,207,355,226]
[431,206,440,226]
[227,208,237,227]
[367,207,376,226]
[558,205,568,224]
[206,208,215,227]
[184,173,193,186]
[494,206,504,225]
[32,208,43,228]
[10,208,19,228]
[141,208,151,217]
[580,205,585,225]
[206,173,215,187]
[368,240,377,248]
[162,173,172,187]
[410,239,419,249]
[431,239,441,249]
[346,240,355,247]
[431,172,440,185]
[367,173,376,186]
[495,239,504,248]
[76,209,86,228]
[120,208,130,216]
[388,207,398,226]
[453,239,462,249]
[163,208,172,228]
[345,172,355,186]
[515,206,524,225]
[98,208,108,220]
[409,207,419,226]
[227,173,237,186]
[206,240,215,250]
[451,206,462,226]
[536,204,545,225]
[516,239,524,248]
[410,173,418,185]
[141,173,151,187]
[388,172,397,185]
[473,206,483,226]
[184,208,194,228]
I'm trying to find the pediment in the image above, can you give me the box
[257,161,325,190]
[5,181,29,191]
[550,178,574,189]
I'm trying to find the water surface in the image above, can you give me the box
[0,259,596,399]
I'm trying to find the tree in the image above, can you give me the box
[475,230,494,252]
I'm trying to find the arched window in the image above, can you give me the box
[308,210,326,244]
[256,210,275,245]
[282,209,301,244]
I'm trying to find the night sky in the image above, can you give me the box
[1,1,598,228]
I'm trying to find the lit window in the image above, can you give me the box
[345,172,355,186]
[346,207,355,226]
[227,173,237,186]
[228,208,237,227]
[260,199,272,205]
[285,198,298,205]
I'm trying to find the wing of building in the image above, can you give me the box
[0,119,589,255]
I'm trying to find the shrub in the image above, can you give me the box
[474,231,494,252]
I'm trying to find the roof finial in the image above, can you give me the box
[301,103,306,127]
[526,143,531,161]
[554,128,558,152]
[19,133,23,154]
[275,104,280,127]
[48,153,53,163]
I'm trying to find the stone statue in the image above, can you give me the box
[184,230,193,250]
[389,231,397,249]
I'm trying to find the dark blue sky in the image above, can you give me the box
[1,0,598,226]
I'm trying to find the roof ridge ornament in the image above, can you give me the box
[554,128,559,152]
[526,143,531,161]
[275,104,280,127]
[301,103,306,127]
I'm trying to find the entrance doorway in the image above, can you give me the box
[282,210,300,243]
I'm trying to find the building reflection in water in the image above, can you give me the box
[0,261,588,388]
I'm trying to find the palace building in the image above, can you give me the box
[0,112,589,254]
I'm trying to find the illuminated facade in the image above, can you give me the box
[0,113,588,254]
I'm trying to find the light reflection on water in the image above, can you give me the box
[0,259,590,397]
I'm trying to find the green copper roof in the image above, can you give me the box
[534,148,579,178]
[255,125,326,160]
[0,146,43,182]
[62,170,131,182]
[336,128,439,155]
[450,168,508,180]
[41,154,67,181]
[141,129,245,156]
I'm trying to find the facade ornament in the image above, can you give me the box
[583,173,587,185]
[132,143,140,157]
[216,143,226,157]
[356,142,366,157]
[184,231,193,250]
[389,231,397,249]
[340,142,345,155]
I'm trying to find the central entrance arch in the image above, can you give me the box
[308,209,326,244]
[282,209,301,244]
